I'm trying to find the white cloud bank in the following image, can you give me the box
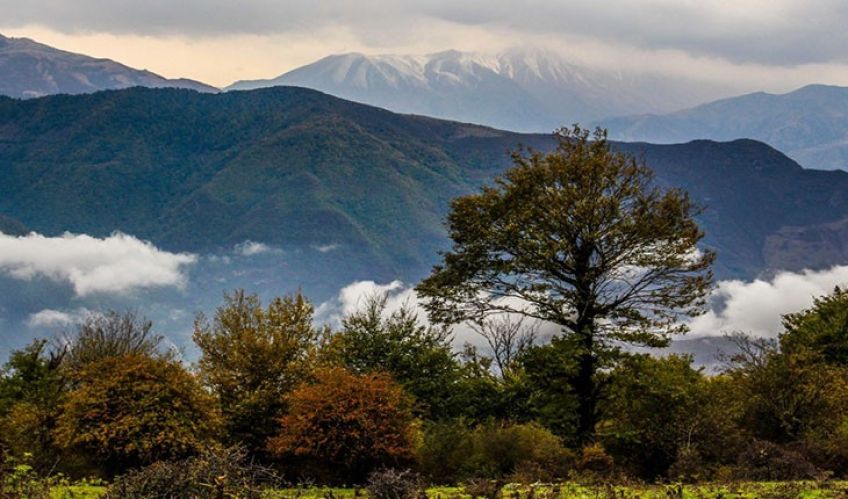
[323,265,848,348]
[317,280,556,349]
[688,265,848,338]
[0,232,196,296]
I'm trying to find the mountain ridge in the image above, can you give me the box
[0,33,218,98]
[599,84,848,171]
[2,87,848,290]
[226,49,735,131]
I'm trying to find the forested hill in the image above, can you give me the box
[1,86,847,285]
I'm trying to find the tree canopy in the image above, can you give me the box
[417,126,714,442]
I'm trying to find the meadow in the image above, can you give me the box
[48,482,848,499]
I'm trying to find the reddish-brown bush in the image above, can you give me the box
[267,367,415,483]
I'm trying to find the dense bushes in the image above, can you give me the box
[416,421,572,483]
[4,287,848,486]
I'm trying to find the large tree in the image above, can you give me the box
[417,126,714,442]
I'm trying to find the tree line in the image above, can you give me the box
[2,127,847,487]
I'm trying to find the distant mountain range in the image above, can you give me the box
[5,34,847,176]
[227,49,735,131]
[2,86,848,288]
[0,33,217,98]
[600,84,848,171]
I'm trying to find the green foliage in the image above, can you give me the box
[417,125,714,443]
[415,420,476,484]
[325,295,466,420]
[781,286,848,364]
[194,289,321,458]
[0,340,66,474]
[416,421,572,483]
[601,354,705,479]
[513,339,582,442]
[0,453,50,499]
[9,286,848,487]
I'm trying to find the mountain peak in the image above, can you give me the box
[226,48,732,131]
[0,34,218,98]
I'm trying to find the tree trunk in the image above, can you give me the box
[573,318,597,445]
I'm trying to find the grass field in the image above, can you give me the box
[50,481,848,498]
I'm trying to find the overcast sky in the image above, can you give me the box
[1,0,847,89]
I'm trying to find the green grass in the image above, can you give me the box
[50,482,848,499]
[50,485,106,499]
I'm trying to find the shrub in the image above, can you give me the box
[463,478,502,499]
[104,446,278,498]
[601,354,706,480]
[417,421,572,482]
[468,422,573,481]
[0,453,51,499]
[667,447,708,483]
[365,469,422,499]
[415,420,474,483]
[576,443,614,480]
[54,354,221,476]
[267,367,415,484]
[735,440,818,481]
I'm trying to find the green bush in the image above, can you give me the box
[0,453,50,499]
[576,443,614,481]
[415,420,474,483]
[417,421,572,482]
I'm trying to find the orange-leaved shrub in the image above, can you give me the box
[267,367,415,483]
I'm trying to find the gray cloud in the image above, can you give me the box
[1,0,846,67]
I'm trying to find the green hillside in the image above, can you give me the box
[1,86,847,284]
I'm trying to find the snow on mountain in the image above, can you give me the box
[227,48,735,131]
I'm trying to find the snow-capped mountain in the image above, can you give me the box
[227,49,736,131]
[0,33,218,99]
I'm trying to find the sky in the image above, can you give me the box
[1,0,847,89]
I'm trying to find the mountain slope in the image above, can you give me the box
[1,87,847,292]
[600,84,848,171]
[0,33,217,98]
[226,49,733,131]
